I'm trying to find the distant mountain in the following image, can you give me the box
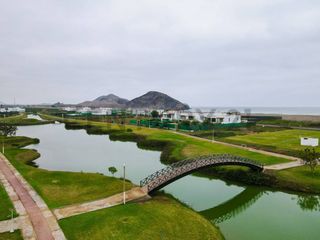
[126,91,189,110]
[78,94,129,108]
[52,102,65,107]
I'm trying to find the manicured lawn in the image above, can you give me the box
[273,166,320,193]
[5,147,133,209]
[222,129,320,156]
[59,196,223,240]
[0,231,23,240]
[0,183,18,221]
[0,113,53,125]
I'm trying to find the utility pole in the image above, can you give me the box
[123,163,126,204]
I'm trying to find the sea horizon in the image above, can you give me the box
[190,107,320,116]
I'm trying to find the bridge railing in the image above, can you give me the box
[140,154,264,192]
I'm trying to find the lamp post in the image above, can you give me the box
[123,163,126,205]
[212,128,215,143]
[2,137,4,154]
[2,114,5,154]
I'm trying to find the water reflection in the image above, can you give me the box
[297,195,320,212]
[199,187,264,223]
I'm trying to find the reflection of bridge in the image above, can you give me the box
[140,155,264,193]
[199,188,264,224]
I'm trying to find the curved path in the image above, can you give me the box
[0,153,65,240]
[172,131,303,170]
[172,131,300,161]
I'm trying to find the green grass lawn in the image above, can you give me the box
[5,146,133,209]
[0,183,18,221]
[272,166,320,193]
[59,196,223,240]
[0,113,53,125]
[222,129,320,156]
[0,231,23,240]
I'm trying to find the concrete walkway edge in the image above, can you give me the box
[0,153,66,240]
[0,169,35,239]
[54,187,149,220]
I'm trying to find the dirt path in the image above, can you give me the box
[0,153,65,240]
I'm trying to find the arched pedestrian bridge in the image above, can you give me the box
[140,154,264,193]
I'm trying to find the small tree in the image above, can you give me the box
[0,123,17,154]
[108,166,118,176]
[300,148,319,174]
[151,110,159,119]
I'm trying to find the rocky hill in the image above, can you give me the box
[126,91,189,110]
[78,94,129,108]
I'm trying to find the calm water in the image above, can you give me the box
[16,117,320,240]
[191,107,320,115]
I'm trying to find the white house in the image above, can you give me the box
[301,137,319,147]
[91,108,113,115]
[62,107,77,112]
[161,111,241,124]
[161,111,181,121]
[77,107,92,114]
[0,107,25,113]
[204,112,241,124]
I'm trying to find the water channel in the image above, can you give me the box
[16,116,320,240]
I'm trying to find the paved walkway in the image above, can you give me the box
[0,153,65,240]
[54,187,149,220]
[0,166,35,239]
[264,160,304,170]
[0,217,21,233]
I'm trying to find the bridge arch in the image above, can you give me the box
[140,154,264,193]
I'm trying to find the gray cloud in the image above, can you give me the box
[0,0,319,106]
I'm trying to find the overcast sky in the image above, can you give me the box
[0,0,319,106]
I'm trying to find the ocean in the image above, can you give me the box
[190,107,320,116]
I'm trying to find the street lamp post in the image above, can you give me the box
[123,163,126,205]
[2,137,4,154]
[2,114,5,154]
[212,128,215,142]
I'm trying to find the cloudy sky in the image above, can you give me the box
[0,0,319,106]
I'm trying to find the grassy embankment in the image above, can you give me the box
[0,113,54,126]
[2,135,224,239]
[59,195,223,240]
[2,136,133,209]
[41,114,320,194]
[221,129,320,157]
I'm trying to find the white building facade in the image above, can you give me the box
[161,111,241,124]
